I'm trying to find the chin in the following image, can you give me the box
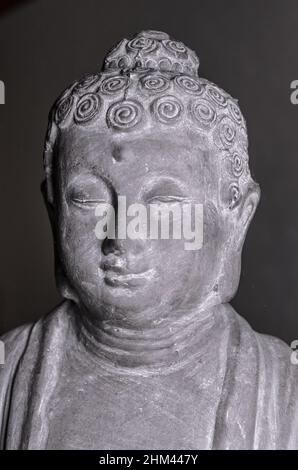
[99,282,161,321]
[102,282,152,306]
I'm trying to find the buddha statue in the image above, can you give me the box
[1,30,298,450]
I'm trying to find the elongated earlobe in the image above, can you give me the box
[228,182,242,210]
[236,181,260,249]
[41,179,55,230]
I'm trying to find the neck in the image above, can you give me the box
[73,297,222,373]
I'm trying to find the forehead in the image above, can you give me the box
[56,126,221,199]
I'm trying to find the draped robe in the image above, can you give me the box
[0,300,298,449]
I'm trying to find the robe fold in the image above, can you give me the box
[0,300,298,449]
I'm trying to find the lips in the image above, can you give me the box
[100,258,155,288]
[104,270,154,288]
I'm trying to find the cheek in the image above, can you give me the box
[203,202,221,243]
[151,239,198,283]
[192,204,226,287]
[57,207,104,278]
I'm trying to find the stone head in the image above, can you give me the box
[42,30,260,327]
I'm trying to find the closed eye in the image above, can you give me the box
[71,198,106,209]
[147,195,190,204]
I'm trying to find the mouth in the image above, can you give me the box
[100,268,155,288]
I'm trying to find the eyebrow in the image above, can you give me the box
[140,175,190,196]
[67,167,115,192]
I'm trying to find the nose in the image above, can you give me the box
[102,237,124,256]
[101,192,147,257]
[101,236,145,257]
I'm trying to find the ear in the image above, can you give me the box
[41,179,55,232]
[41,179,78,303]
[234,181,260,251]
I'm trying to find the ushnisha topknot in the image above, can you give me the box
[103,30,200,76]
[44,30,256,208]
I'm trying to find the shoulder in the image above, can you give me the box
[254,329,298,401]
[0,322,35,447]
[255,331,298,448]
[0,321,33,348]
[227,305,298,386]
[226,305,298,448]
[0,323,34,375]
[223,303,294,364]
[0,300,72,379]
[0,302,73,448]
[232,306,297,377]
[256,330,295,367]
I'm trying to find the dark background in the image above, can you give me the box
[0,0,297,343]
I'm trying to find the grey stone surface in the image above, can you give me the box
[0,30,298,449]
